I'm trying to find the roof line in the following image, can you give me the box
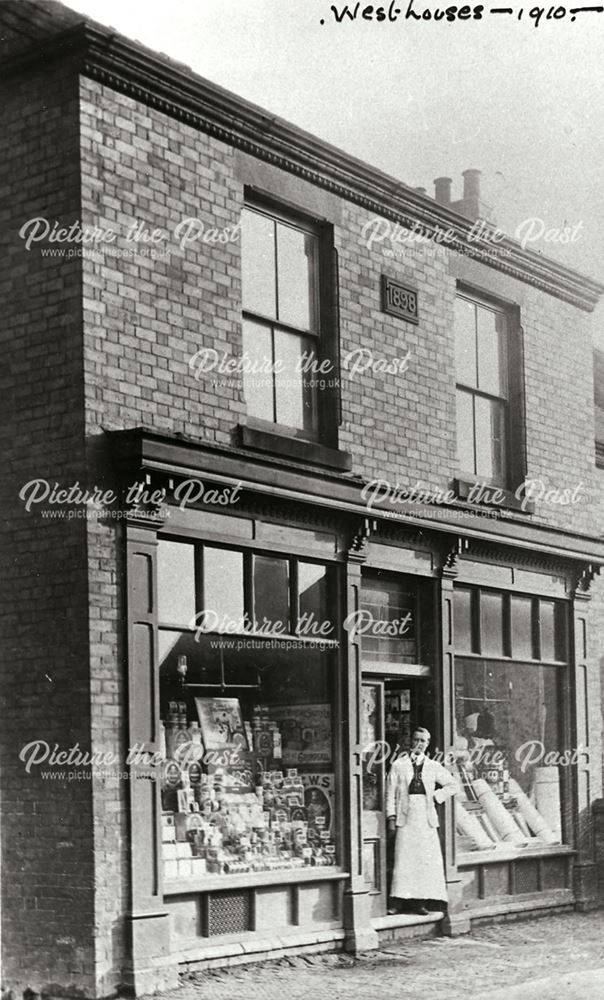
[1,15,603,311]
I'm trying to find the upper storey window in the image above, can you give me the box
[241,202,322,439]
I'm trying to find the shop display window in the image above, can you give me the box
[156,539,339,884]
[453,586,568,858]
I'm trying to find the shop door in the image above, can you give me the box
[360,679,387,918]
[361,676,435,916]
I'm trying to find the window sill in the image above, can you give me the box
[457,844,574,867]
[238,420,352,472]
[163,867,349,896]
[453,478,534,515]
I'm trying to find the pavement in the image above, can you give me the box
[152,911,604,1000]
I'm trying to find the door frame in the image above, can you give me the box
[361,667,437,917]
[360,677,387,918]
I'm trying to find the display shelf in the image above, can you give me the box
[163,866,350,896]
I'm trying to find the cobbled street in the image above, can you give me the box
[150,911,604,1000]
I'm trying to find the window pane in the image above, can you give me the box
[477,305,506,396]
[511,597,534,659]
[242,319,274,422]
[480,592,504,656]
[242,208,276,318]
[157,541,196,627]
[361,684,383,812]
[274,330,317,434]
[553,604,567,661]
[298,562,329,636]
[540,601,566,661]
[360,576,416,664]
[475,397,506,481]
[276,222,318,331]
[254,555,290,631]
[455,297,477,387]
[454,588,473,652]
[159,642,339,878]
[203,547,244,626]
[454,659,564,851]
[456,389,475,473]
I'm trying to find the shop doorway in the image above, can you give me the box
[361,673,435,917]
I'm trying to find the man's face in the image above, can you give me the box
[410,732,429,754]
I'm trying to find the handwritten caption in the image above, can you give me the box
[322,1,603,26]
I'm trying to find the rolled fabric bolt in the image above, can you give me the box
[512,810,532,839]
[478,811,499,843]
[456,804,494,850]
[534,767,562,839]
[472,779,526,844]
[508,778,558,844]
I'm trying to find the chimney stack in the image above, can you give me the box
[447,168,494,223]
[415,186,428,196]
[462,168,482,202]
[434,176,452,206]
[426,168,496,223]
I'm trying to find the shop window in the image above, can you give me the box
[453,586,568,858]
[204,547,244,624]
[480,591,505,657]
[298,562,329,629]
[157,540,195,627]
[538,601,566,662]
[454,291,525,489]
[253,554,289,628]
[453,588,473,653]
[157,539,339,885]
[510,596,534,660]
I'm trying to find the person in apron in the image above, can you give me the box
[386,727,459,915]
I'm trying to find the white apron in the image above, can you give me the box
[391,795,448,900]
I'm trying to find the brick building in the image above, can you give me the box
[2,1,604,996]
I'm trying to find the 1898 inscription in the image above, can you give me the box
[381,276,419,323]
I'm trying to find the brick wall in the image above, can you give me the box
[79,78,603,538]
[0,59,97,996]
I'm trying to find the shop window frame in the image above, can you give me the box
[156,534,345,891]
[157,537,340,644]
[453,586,568,665]
[452,583,573,860]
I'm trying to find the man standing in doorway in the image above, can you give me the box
[386,727,458,915]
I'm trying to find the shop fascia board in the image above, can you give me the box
[107,428,604,567]
[1,17,603,312]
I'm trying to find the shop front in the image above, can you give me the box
[156,532,346,958]
[111,430,603,985]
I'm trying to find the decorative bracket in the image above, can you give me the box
[348,517,377,564]
[572,562,601,601]
[441,537,469,578]
[123,472,168,529]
